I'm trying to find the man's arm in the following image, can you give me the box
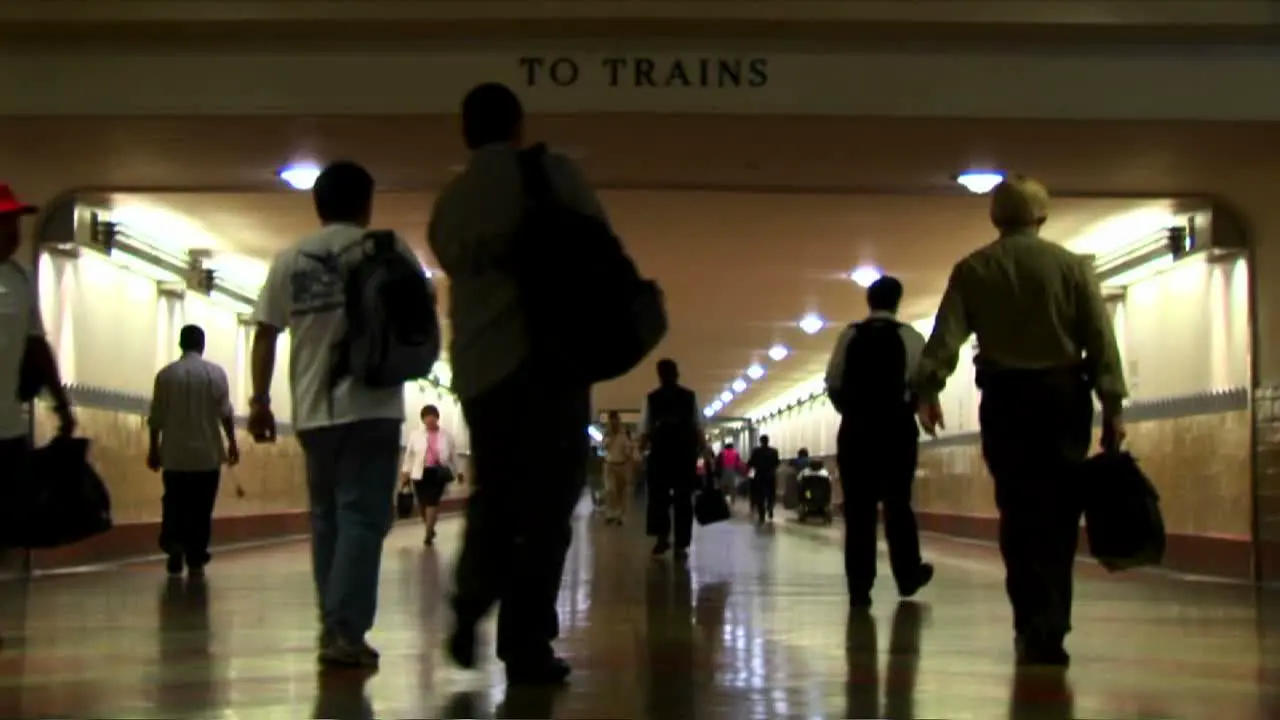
[824,325,857,413]
[147,371,165,458]
[213,367,238,456]
[250,255,290,406]
[914,263,973,402]
[250,325,280,402]
[1075,259,1129,417]
[22,283,73,423]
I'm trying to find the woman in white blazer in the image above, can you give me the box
[400,404,459,546]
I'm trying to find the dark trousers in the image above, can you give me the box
[749,474,777,522]
[978,368,1092,645]
[159,469,221,567]
[837,420,923,597]
[453,364,590,665]
[646,448,697,549]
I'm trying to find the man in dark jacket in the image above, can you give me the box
[747,434,782,524]
[640,358,704,559]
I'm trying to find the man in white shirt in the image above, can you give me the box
[0,184,75,496]
[825,276,934,610]
[399,403,459,546]
[429,83,598,685]
[248,161,427,669]
[147,324,239,579]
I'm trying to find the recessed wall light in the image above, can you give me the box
[767,345,789,362]
[731,378,747,393]
[850,265,882,288]
[746,364,765,380]
[798,313,825,335]
[955,171,1004,194]
[279,164,322,191]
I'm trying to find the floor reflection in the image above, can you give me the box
[156,577,221,717]
[845,601,925,720]
[313,668,375,720]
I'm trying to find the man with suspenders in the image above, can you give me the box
[825,276,934,610]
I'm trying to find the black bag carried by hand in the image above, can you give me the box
[1082,451,1166,572]
[10,437,112,549]
[694,481,731,526]
[395,485,416,520]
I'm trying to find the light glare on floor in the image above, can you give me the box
[279,164,322,190]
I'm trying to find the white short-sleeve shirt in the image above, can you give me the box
[253,224,430,432]
[0,261,43,440]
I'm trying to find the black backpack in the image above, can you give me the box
[830,317,914,422]
[514,144,667,385]
[302,231,441,397]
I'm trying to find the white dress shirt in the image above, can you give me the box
[150,352,233,472]
[400,426,458,480]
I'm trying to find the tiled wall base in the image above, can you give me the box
[916,511,1252,580]
[27,497,466,572]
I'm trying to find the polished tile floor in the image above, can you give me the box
[0,501,1277,719]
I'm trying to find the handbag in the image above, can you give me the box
[395,485,416,520]
[694,481,731,526]
[6,436,112,548]
[1082,451,1166,572]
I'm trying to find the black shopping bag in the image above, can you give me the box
[396,486,416,520]
[13,437,113,549]
[694,485,731,526]
[1082,451,1166,572]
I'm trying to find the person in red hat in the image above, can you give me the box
[0,184,76,480]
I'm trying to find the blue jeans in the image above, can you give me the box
[297,419,401,641]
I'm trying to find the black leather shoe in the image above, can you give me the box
[446,624,478,669]
[506,656,571,686]
[1015,635,1071,667]
[900,563,935,598]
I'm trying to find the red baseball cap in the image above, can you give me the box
[0,184,38,216]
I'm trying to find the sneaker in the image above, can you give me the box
[319,636,380,669]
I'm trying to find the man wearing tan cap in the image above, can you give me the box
[913,174,1128,667]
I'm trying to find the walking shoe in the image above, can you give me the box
[850,593,873,610]
[447,620,479,669]
[166,555,184,576]
[899,563,934,598]
[319,637,380,669]
[187,564,206,580]
[506,656,571,686]
[651,540,670,557]
[1015,635,1070,667]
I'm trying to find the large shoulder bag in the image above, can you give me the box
[514,144,668,385]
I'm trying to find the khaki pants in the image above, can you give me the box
[604,462,633,520]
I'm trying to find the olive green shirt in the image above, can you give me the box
[914,231,1129,416]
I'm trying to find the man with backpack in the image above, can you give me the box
[641,358,704,560]
[429,83,609,686]
[825,276,934,610]
[248,161,439,670]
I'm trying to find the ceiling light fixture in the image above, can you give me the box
[767,345,789,362]
[850,265,883,288]
[731,378,747,393]
[719,390,734,404]
[703,406,715,418]
[711,399,724,412]
[798,313,825,335]
[955,171,1004,195]
[279,164,322,191]
[746,364,765,380]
